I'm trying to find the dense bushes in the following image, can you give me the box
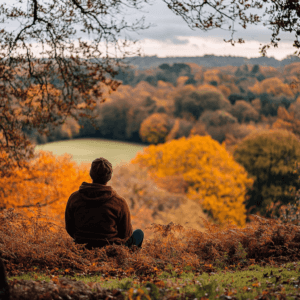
[233,129,300,222]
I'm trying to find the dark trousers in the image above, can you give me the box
[74,229,144,250]
[124,229,144,248]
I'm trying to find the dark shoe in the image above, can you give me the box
[125,235,136,247]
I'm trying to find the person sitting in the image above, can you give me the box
[65,157,144,251]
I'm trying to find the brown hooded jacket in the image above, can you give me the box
[65,182,133,248]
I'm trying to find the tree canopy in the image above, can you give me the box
[132,134,253,227]
[233,129,300,221]
[1,0,300,175]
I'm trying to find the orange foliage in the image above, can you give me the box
[139,113,174,144]
[248,77,295,97]
[24,84,63,120]
[0,151,90,229]
[218,84,232,97]
[176,76,189,87]
[203,69,220,84]
[259,65,282,78]
[288,96,300,119]
[198,83,220,92]
[251,98,262,111]
[132,135,253,228]
[272,106,300,137]
[283,62,300,76]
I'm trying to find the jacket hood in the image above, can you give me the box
[79,182,115,202]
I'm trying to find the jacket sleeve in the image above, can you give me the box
[65,193,76,239]
[117,198,133,241]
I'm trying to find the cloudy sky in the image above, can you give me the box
[116,0,298,61]
[2,0,299,61]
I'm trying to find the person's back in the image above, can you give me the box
[65,157,144,250]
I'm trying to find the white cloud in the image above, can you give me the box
[137,36,298,60]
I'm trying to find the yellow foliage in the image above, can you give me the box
[132,135,253,228]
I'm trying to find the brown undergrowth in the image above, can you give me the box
[1,205,300,281]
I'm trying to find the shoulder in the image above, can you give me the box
[67,190,81,207]
[111,190,130,208]
[69,190,80,200]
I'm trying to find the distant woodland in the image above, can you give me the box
[4,57,300,232]
[26,59,300,156]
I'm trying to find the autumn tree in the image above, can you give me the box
[288,95,300,120]
[174,86,231,120]
[199,110,237,127]
[165,118,193,141]
[0,151,90,227]
[132,135,253,228]
[272,105,300,137]
[230,100,260,123]
[233,129,300,221]
[197,110,240,142]
[249,77,296,98]
[126,106,155,141]
[248,77,297,117]
[27,116,81,144]
[139,113,175,144]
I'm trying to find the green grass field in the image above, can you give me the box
[8,261,300,299]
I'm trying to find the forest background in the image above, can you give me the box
[6,55,298,239]
[27,57,300,147]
